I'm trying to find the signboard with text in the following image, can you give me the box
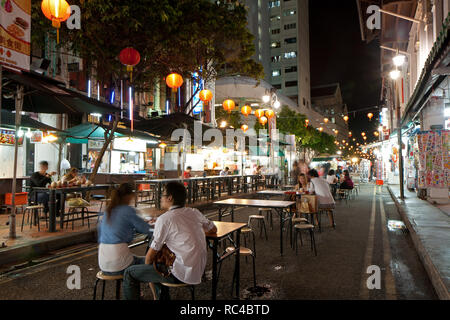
[0,0,31,71]
[30,130,43,143]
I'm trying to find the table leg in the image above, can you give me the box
[218,207,222,221]
[278,208,284,256]
[49,190,56,232]
[188,181,193,204]
[156,183,162,210]
[235,230,241,299]
[134,183,138,207]
[60,193,66,229]
[231,206,235,222]
[211,239,218,300]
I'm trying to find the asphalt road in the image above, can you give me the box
[0,184,437,300]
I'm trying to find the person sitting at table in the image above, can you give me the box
[326,169,338,197]
[220,167,229,176]
[30,161,56,213]
[61,167,86,185]
[123,181,217,300]
[307,169,335,211]
[98,183,153,276]
[340,172,354,190]
[295,173,309,191]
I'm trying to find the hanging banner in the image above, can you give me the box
[0,0,31,71]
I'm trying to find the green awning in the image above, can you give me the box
[61,123,124,144]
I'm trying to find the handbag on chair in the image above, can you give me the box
[153,244,176,278]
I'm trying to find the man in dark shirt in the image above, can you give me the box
[30,161,56,213]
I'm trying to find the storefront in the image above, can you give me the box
[110,137,150,174]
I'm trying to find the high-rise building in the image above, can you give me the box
[244,0,311,111]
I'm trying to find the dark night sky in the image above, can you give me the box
[309,0,381,144]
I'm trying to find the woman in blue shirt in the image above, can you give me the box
[98,183,153,275]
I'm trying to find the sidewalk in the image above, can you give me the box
[387,184,450,300]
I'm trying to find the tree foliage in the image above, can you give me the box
[31,0,264,96]
[276,106,337,159]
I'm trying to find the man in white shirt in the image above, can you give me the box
[307,169,336,227]
[123,182,217,300]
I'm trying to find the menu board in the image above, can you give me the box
[0,0,31,71]
[0,128,23,145]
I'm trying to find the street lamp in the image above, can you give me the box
[393,54,406,67]
[273,100,281,109]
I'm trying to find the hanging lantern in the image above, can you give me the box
[119,47,141,83]
[361,132,366,136]
[41,0,71,44]
[334,130,339,135]
[265,110,275,119]
[343,115,349,122]
[166,73,184,92]
[367,113,373,121]
[241,105,252,117]
[199,90,213,102]
[324,118,329,123]
[254,109,265,118]
[241,124,249,132]
[259,116,268,126]
[222,99,235,113]
[349,131,352,137]
[305,119,309,127]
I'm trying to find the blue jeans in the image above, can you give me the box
[37,192,49,213]
[102,256,145,276]
[123,263,181,300]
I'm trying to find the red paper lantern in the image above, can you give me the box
[222,100,235,113]
[241,105,252,117]
[41,0,71,43]
[166,73,184,92]
[265,110,275,119]
[199,90,213,102]
[119,47,141,82]
[259,116,268,126]
[254,109,264,118]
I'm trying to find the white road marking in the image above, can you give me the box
[360,185,377,299]
[379,196,398,299]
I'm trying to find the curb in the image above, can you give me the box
[0,230,97,267]
[387,186,450,300]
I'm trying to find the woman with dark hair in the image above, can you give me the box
[98,183,153,275]
[340,172,354,190]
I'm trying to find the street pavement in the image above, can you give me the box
[0,184,437,300]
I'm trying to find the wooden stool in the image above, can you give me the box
[293,224,317,256]
[226,246,256,294]
[258,208,273,230]
[149,282,195,300]
[248,215,268,240]
[93,271,123,300]
[21,205,45,232]
[65,204,90,230]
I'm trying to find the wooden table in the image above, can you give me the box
[206,221,246,300]
[214,199,296,255]
[33,184,114,232]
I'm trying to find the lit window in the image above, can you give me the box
[283,9,296,16]
[271,55,281,63]
[271,41,281,48]
[284,51,297,59]
[272,69,281,77]
[269,1,280,8]
[270,15,281,22]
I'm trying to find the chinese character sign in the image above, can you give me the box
[0,0,31,71]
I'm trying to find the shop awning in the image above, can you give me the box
[61,122,159,144]
[1,71,123,115]
[0,109,64,132]
[134,112,215,140]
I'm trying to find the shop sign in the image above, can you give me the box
[113,137,146,152]
[30,130,42,143]
[88,140,105,149]
[0,0,31,71]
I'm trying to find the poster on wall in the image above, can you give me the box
[0,0,31,71]
[30,130,42,143]
[0,129,23,145]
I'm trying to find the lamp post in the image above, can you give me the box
[390,61,405,200]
